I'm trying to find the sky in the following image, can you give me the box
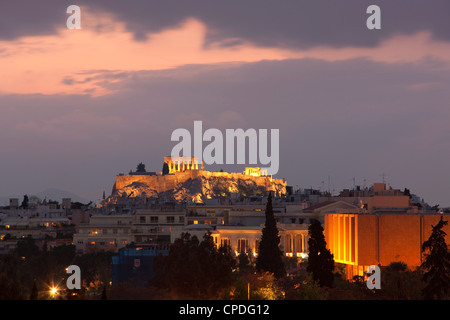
[1,1,450,206]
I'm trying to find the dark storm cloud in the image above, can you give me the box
[1,1,450,48]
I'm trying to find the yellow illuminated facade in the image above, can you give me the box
[164,156,202,173]
[243,167,268,177]
[325,212,450,279]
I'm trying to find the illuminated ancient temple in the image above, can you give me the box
[163,156,203,173]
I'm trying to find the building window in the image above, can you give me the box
[285,234,292,253]
[179,216,185,223]
[295,235,303,253]
[221,238,230,248]
[139,216,146,223]
[150,216,159,223]
[167,216,175,223]
[237,239,248,254]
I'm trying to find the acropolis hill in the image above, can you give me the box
[108,156,286,204]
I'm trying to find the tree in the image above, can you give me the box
[153,232,235,298]
[256,192,286,279]
[237,252,252,274]
[30,280,39,300]
[21,194,29,209]
[101,286,107,300]
[136,162,146,173]
[297,274,328,300]
[307,219,334,287]
[16,236,39,259]
[162,162,169,175]
[421,216,450,299]
[375,261,424,300]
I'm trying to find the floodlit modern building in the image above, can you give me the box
[323,183,450,279]
[325,212,450,279]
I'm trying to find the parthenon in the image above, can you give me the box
[164,156,204,173]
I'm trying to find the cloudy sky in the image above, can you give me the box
[1,1,450,206]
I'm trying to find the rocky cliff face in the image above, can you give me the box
[105,170,286,204]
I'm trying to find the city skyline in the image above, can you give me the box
[1,1,450,207]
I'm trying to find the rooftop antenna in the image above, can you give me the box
[352,177,356,190]
[327,175,335,199]
[380,173,388,184]
[327,175,331,194]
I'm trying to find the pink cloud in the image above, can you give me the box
[1,9,450,97]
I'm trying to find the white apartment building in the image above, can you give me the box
[73,214,134,254]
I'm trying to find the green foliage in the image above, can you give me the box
[0,242,110,299]
[226,271,284,300]
[73,252,113,294]
[282,256,299,271]
[307,219,335,287]
[162,162,170,175]
[237,252,252,273]
[251,272,284,300]
[29,280,39,300]
[71,201,85,209]
[297,274,328,300]
[16,236,40,259]
[0,271,23,299]
[136,162,146,173]
[421,216,450,299]
[21,194,29,209]
[376,262,424,300]
[256,193,286,279]
[152,232,235,299]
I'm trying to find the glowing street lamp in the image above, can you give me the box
[49,286,59,299]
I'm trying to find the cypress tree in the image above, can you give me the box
[256,192,286,279]
[421,216,450,299]
[29,280,38,300]
[162,162,170,175]
[307,219,334,287]
[101,286,107,300]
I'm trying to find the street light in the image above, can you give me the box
[50,286,58,297]
[47,284,61,299]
